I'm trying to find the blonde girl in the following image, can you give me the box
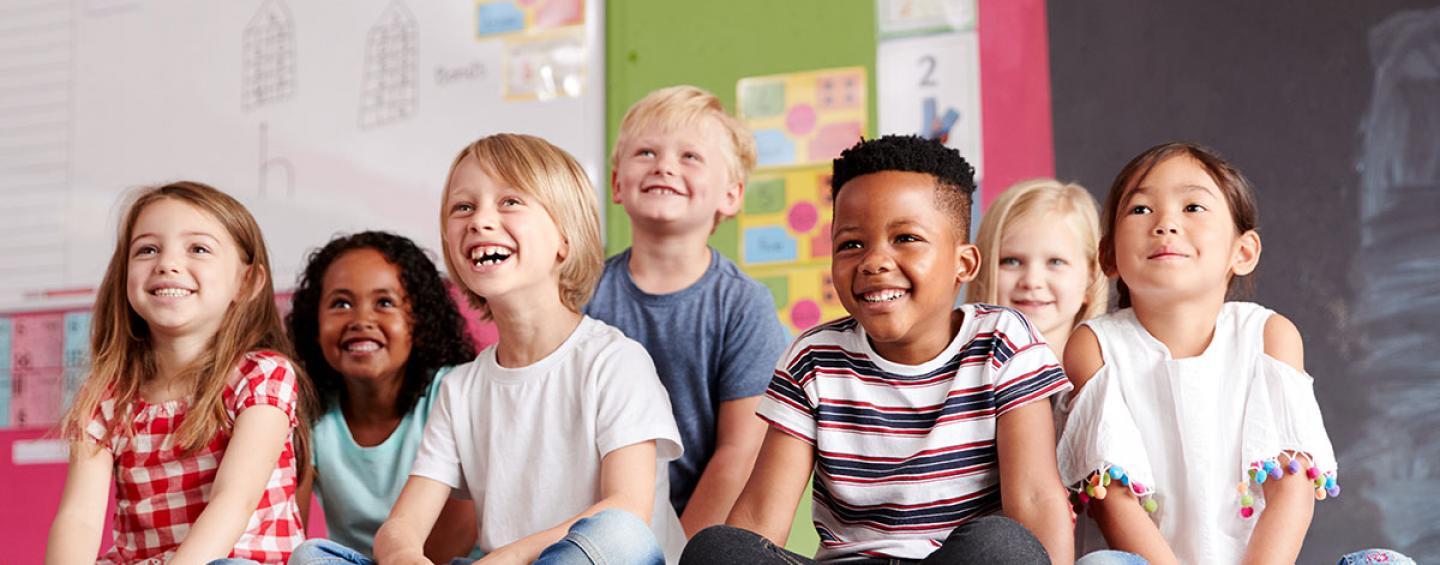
[48,182,314,565]
[967,179,1107,355]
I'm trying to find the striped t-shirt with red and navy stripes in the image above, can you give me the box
[757,303,1072,561]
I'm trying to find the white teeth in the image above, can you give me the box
[861,289,906,303]
[469,245,513,266]
[152,288,193,297]
[345,340,381,352]
[644,187,681,195]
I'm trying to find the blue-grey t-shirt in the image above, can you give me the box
[585,247,791,514]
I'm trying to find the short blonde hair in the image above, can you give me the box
[966,179,1107,327]
[612,85,756,223]
[441,134,603,318]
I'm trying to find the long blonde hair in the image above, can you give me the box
[63,182,314,459]
[967,179,1107,327]
[441,134,604,319]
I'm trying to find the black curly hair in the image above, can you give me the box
[287,231,476,417]
[831,135,978,236]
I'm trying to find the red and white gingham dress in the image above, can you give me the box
[86,351,304,564]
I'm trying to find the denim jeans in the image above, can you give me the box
[1337,548,1416,565]
[679,515,1050,565]
[1075,550,1148,565]
[287,509,662,565]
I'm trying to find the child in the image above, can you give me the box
[371,134,686,564]
[47,181,314,564]
[589,85,790,534]
[683,135,1074,564]
[285,232,478,561]
[1056,142,1338,565]
[966,179,1107,357]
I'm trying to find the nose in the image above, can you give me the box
[1019,265,1044,289]
[468,203,499,234]
[346,305,377,330]
[1152,211,1180,236]
[652,153,677,177]
[859,248,894,276]
[153,248,182,274]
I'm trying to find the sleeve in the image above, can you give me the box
[990,311,1073,416]
[84,398,117,450]
[716,282,792,402]
[592,339,684,462]
[754,338,817,445]
[231,353,299,427]
[1238,354,1340,512]
[1055,365,1159,511]
[408,372,466,490]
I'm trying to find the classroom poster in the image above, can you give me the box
[876,0,976,39]
[475,0,584,38]
[737,67,868,169]
[734,67,869,334]
[877,25,985,182]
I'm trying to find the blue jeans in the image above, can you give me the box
[1075,550,1148,565]
[1337,549,1415,565]
[287,509,662,565]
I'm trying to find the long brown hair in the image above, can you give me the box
[1098,143,1259,308]
[63,182,315,462]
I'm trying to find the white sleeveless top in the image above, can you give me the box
[1056,302,1338,565]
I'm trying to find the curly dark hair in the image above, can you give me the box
[287,231,476,418]
[831,135,978,236]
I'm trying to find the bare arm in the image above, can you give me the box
[1241,315,1313,565]
[46,440,113,565]
[375,475,454,565]
[296,465,314,533]
[724,427,814,545]
[996,399,1075,564]
[477,440,659,565]
[679,396,767,536]
[1065,327,1178,565]
[171,405,292,565]
[424,497,478,563]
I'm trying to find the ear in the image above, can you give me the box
[610,169,623,205]
[1231,229,1261,276]
[955,242,982,285]
[717,178,746,217]
[556,235,570,264]
[238,264,267,303]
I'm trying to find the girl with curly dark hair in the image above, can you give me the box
[286,231,478,561]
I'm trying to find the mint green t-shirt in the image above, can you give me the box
[311,367,456,557]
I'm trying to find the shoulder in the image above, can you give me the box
[1261,311,1305,372]
[577,317,654,366]
[234,350,299,388]
[1063,325,1104,390]
[964,303,1045,349]
[707,253,779,304]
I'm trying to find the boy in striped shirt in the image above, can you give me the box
[682,135,1075,564]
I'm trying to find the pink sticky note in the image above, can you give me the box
[790,300,821,330]
[809,121,863,163]
[535,0,583,29]
[786,104,817,136]
[788,201,819,233]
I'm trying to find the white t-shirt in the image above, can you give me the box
[411,316,686,562]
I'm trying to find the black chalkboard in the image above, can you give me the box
[1048,1,1440,561]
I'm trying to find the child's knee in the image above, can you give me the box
[562,509,662,564]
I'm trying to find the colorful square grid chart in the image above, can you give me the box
[738,67,868,169]
[739,167,834,267]
[476,0,584,38]
[752,265,849,336]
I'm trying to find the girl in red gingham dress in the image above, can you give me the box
[47,182,316,565]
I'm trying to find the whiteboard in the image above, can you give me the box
[0,0,605,308]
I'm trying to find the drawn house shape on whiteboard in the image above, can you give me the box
[241,0,296,110]
[358,1,418,129]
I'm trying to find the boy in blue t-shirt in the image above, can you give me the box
[586,85,790,536]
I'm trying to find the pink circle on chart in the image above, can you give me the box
[791,300,821,330]
[788,201,819,233]
[786,104,817,136]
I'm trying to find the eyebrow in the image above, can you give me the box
[1122,183,1217,206]
[129,231,220,244]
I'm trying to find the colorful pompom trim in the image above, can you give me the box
[1069,464,1157,514]
[1238,451,1338,518]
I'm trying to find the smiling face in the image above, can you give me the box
[443,154,568,310]
[831,171,979,364]
[125,198,250,340]
[611,115,743,234]
[1112,154,1259,305]
[994,213,1092,343]
[317,248,413,386]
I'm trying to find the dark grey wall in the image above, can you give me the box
[1047,1,1440,561]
